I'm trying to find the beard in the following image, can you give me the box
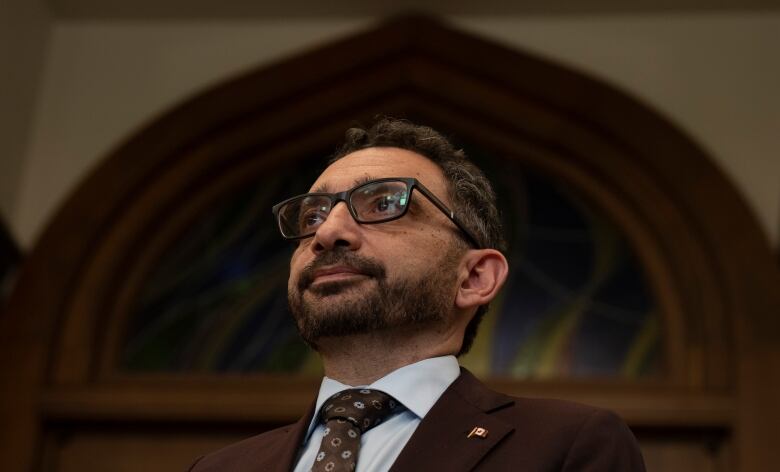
[288,246,462,348]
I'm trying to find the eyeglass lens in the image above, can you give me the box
[277,180,411,238]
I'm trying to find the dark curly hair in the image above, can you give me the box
[330,117,506,356]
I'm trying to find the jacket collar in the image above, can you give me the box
[267,404,314,472]
[388,368,515,472]
[275,368,514,472]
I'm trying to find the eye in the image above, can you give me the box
[299,206,328,230]
[376,196,391,212]
[368,193,404,215]
[351,181,409,221]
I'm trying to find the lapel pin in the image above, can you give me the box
[467,426,489,439]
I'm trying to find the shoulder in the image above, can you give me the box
[452,368,621,434]
[493,396,645,471]
[186,423,297,472]
[501,395,636,444]
[450,370,646,470]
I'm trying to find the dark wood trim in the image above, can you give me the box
[39,381,733,429]
[0,215,21,306]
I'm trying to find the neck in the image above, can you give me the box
[316,324,461,386]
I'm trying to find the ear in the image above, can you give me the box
[455,249,509,311]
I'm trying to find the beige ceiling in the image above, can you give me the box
[48,0,780,19]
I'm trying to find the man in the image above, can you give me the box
[188,118,646,471]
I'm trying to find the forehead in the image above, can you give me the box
[311,147,448,194]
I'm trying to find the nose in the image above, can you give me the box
[310,201,362,253]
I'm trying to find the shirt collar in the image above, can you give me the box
[304,355,461,441]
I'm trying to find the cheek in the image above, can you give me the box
[289,249,306,284]
[382,240,436,277]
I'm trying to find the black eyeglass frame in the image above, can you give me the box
[271,177,482,249]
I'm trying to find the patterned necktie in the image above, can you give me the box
[311,388,402,472]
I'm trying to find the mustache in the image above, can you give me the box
[298,248,386,291]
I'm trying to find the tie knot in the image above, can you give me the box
[320,388,401,433]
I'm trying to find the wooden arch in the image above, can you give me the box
[2,15,778,471]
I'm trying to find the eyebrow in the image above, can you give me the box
[311,175,377,193]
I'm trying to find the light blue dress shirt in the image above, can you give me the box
[292,355,461,472]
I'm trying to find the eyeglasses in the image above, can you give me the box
[272,177,481,248]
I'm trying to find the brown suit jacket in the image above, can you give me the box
[188,369,646,471]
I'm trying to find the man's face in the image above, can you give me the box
[287,147,467,347]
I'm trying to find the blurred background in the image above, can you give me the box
[1,1,779,471]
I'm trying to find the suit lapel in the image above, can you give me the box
[275,410,313,472]
[248,406,313,472]
[389,369,515,472]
